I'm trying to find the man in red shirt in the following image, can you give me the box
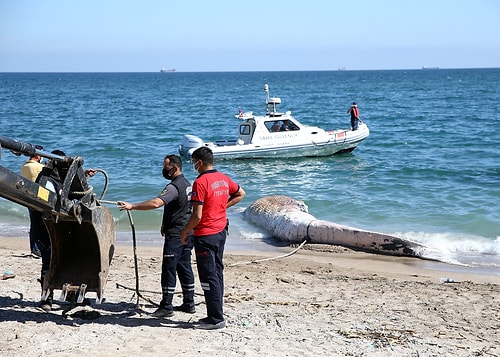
[181,147,245,330]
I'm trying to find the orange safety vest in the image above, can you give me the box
[352,106,359,118]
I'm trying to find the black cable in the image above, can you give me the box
[125,209,159,309]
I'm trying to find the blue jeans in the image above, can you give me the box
[194,230,227,324]
[160,235,195,310]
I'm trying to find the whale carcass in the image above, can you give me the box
[244,195,442,260]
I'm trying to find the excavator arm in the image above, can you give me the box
[0,135,115,303]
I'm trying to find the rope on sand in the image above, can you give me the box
[228,238,308,267]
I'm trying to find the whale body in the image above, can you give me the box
[244,195,444,261]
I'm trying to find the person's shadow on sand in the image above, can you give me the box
[0,296,195,329]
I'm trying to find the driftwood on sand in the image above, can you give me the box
[244,195,445,261]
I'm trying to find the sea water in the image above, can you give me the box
[1,69,499,272]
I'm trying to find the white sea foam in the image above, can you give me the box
[397,231,500,268]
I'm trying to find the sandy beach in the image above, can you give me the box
[1,236,498,356]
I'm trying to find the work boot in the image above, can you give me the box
[39,292,53,312]
[194,319,226,330]
[31,245,42,258]
[152,306,174,318]
[174,303,196,314]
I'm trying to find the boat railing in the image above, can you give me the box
[215,139,238,147]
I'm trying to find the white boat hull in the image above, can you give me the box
[244,195,446,261]
[180,123,369,159]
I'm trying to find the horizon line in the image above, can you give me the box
[1,66,499,74]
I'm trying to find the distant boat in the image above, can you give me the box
[422,66,439,70]
[160,68,176,73]
[338,67,347,71]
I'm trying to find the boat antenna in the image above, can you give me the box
[264,84,270,114]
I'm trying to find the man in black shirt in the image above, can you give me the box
[118,154,195,317]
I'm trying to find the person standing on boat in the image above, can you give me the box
[117,154,196,318]
[347,102,361,131]
[181,146,245,330]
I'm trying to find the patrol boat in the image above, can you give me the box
[179,84,369,160]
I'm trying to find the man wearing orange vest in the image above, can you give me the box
[347,102,360,131]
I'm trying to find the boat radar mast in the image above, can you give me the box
[264,84,282,116]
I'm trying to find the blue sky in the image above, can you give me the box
[1,0,499,72]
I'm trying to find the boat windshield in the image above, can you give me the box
[265,120,299,132]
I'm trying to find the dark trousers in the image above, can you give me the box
[160,235,195,310]
[351,117,359,131]
[194,230,227,324]
[30,211,51,297]
[28,209,39,251]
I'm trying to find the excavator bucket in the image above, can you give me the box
[43,205,115,304]
[0,135,116,304]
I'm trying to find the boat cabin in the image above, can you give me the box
[236,89,302,145]
[236,115,301,145]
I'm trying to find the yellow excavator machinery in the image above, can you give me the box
[0,135,115,304]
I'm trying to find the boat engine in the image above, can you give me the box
[0,135,115,303]
[179,134,204,158]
